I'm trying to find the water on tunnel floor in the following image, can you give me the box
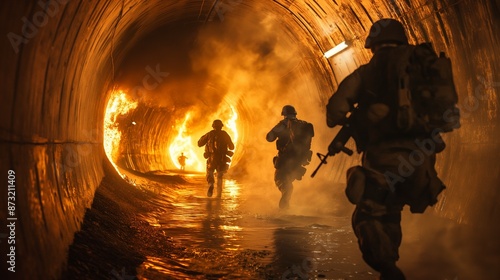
[116,168,500,280]
[131,172,377,279]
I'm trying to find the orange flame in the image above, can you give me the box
[103,89,138,177]
[225,105,238,154]
[168,112,204,171]
[168,104,239,172]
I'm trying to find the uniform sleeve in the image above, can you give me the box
[266,120,286,142]
[198,132,210,147]
[225,131,235,150]
[308,122,314,137]
[326,68,363,128]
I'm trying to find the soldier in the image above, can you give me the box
[177,152,187,171]
[325,18,457,279]
[198,119,234,198]
[266,105,314,209]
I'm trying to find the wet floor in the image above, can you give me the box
[133,173,377,279]
[118,169,500,280]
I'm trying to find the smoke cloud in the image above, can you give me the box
[186,4,340,213]
[114,1,351,214]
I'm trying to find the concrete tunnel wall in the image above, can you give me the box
[0,0,499,279]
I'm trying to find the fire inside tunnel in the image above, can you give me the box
[1,0,500,279]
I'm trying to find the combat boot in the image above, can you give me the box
[379,263,405,280]
[207,184,214,197]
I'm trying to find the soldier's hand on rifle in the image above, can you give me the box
[328,140,344,155]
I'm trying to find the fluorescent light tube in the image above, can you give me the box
[324,41,348,58]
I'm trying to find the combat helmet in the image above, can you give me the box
[281,105,297,116]
[212,119,224,129]
[364,18,408,49]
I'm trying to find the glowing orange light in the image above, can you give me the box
[168,103,239,172]
[103,89,138,177]
[168,112,204,172]
[225,105,238,153]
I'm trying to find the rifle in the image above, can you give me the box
[310,120,355,178]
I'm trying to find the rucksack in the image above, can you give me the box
[205,130,231,163]
[396,43,460,134]
[277,119,314,165]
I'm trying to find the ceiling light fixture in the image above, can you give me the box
[324,41,349,58]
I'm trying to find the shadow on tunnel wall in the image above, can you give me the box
[0,0,499,279]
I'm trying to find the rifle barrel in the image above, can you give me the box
[310,152,329,178]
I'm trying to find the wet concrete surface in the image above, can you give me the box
[64,168,500,280]
[135,174,376,279]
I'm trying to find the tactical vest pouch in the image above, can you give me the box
[302,150,313,166]
[273,156,279,168]
[406,160,446,213]
[295,166,307,180]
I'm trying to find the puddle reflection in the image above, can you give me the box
[158,179,248,251]
[137,175,375,279]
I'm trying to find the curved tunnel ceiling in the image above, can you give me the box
[1,0,499,278]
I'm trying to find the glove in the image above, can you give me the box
[328,140,344,155]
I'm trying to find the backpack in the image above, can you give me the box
[205,130,231,163]
[277,119,314,165]
[396,43,460,134]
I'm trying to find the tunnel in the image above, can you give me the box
[1,0,499,279]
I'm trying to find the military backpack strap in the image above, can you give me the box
[275,119,292,152]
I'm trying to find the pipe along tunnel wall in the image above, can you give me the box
[1,0,499,279]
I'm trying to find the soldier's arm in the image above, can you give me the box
[225,132,235,150]
[433,132,446,153]
[326,69,363,128]
[308,122,314,137]
[266,120,286,142]
[198,132,210,147]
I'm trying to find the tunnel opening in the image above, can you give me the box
[105,9,332,182]
[103,89,138,177]
[102,85,241,176]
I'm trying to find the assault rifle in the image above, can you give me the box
[310,118,356,178]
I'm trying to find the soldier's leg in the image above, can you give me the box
[216,168,225,198]
[353,169,405,278]
[206,169,215,185]
[352,202,405,280]
[206,161,215,197]
[355,147,407,276]
[274,168,293,209]
[216,160,229,198]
